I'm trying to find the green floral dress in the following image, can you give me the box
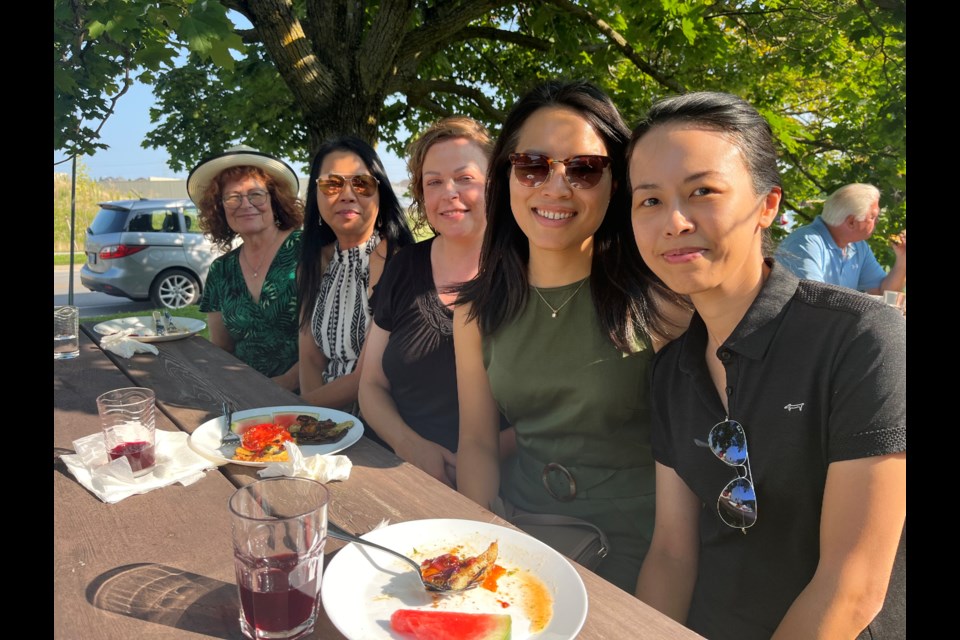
[199,230,301,378]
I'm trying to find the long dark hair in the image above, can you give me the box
[298,136,414,328]
[458,80,683,351]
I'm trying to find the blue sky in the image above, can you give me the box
[52,80,408,184]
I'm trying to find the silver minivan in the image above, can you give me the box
[81,198,219,309]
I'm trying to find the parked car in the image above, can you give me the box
[81,198,220,309]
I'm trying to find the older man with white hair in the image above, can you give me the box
[776,183,906,293]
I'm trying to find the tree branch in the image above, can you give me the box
[459,25,551,51]
[396,0,515,62]
[244,0,336,133]
[542,0,686,94]
[782,149,829,195]
[404,79,506,121]
[235,27,260,44]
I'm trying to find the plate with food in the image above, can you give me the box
[93,316,206,343]
[321,518,588,640]
[188,405,363,467]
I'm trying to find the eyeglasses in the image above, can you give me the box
[508,153,610,190]
[316,174,379,198]
[222,190,269,210]
[707,419,757,532]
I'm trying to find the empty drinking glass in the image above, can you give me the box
[54,305,80,359]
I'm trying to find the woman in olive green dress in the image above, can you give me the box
[189,146,304,390]
[454,81,688,591]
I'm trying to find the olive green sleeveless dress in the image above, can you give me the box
[483,279,656,591]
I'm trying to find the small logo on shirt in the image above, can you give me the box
[784,403,805,412]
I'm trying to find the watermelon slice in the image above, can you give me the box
[229,415,272,435]
[390,610,511,640]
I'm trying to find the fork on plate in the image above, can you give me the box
[217,401,241,457]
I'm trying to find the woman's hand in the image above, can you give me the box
[271,361,300,392]
[396,435,457,487]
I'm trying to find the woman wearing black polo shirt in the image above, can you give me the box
[628,92,905,639]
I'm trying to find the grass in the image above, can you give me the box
[85,305,210,341]
[54,253,85,266]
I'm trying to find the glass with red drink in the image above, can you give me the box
[229,478,328,640]
[96,387,157,477]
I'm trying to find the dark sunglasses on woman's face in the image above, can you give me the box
[316,174,379,198]
[508,153,610,190]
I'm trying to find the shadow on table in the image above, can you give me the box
[87,563,243,639]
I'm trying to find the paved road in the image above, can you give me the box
[54,265,154,318]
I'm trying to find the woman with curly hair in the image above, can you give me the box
[188,145,304,390]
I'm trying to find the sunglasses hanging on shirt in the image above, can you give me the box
[707,418,758,532]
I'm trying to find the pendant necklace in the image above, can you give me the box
[531,278,588,318]
[241,232,281,279]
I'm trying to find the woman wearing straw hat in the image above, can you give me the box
[188,145,304,391]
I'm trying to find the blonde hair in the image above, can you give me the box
[405,116,493,233]
[821,183,880,226]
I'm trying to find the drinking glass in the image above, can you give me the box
[54,305,80,360]
[96,387,157,477]
[229,478,329,640]
[884,290,906,316]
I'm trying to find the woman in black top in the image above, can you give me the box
[359,117,502,487]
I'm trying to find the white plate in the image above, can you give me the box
[321,518,588,640]
[187,405,364,467]
[93,316,206,343]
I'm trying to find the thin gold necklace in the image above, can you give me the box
[241,232,282,278]
[531,278,588,318]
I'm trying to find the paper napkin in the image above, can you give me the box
[60,430,217,504]
[258,441,352,482]
[101,329,160,359]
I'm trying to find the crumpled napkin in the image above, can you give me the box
[60,430,217,504]
[258,441,352,482]
[101,329,159,358]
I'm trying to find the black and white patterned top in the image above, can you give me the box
[310,233,382,384]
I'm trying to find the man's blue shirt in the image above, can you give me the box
[775,217,887,292]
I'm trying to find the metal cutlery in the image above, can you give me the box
[217,400,241,457]
[327,522,481,593]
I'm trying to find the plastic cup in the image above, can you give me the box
[229,478,329,640]
[96,387,157,477]
[54,305,80,359]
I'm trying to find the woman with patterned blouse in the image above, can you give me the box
[297,136,414,411]
[188,146,304,390]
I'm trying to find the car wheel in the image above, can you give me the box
[150,269,200,309]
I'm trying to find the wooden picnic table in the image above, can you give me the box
[54,326,703,639]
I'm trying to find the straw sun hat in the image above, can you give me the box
[186,145,299,205]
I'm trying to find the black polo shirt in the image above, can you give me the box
[650,261,906,639]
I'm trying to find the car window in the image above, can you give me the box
[128,210,181,233]
[183,207,201,234]
[89,208,128,235]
